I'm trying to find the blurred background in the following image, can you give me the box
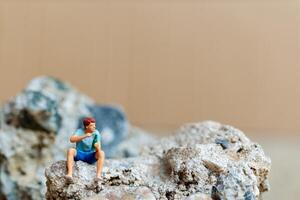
[0,0,299,199]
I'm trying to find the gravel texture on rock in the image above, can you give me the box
[45,121,271,200]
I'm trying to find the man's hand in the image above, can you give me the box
[85,132,93,137]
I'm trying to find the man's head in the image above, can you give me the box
[83,117,96,132]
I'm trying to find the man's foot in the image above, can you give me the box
[64,175,74,184]
[94,177,102,183]
[87,177,102,191]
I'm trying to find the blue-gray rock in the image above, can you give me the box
[0,76,130,200]
[3,76,93,135]
[110,126,157,158]
[215,138,230,150]
[2,76,95,161]
[5,90,62,133]
[244,190,255,200]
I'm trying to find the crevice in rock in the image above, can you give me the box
[165,191,176,200]
[211,186,221,200]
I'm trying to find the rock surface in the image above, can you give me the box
[2,76,129,160]
[45,121,271,200]
[0,76,130,199]
[111,126,157,158]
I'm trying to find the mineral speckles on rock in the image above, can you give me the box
[4,76,93,134]
[4,90,62,133]
[164,147,209,186]
[45,157,160,200]
[45,121,271,200]
[84,186,156,200]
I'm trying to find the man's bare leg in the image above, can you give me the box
[66,148,77,177]
[95,149,105,178]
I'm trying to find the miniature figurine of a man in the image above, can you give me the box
[65,117,105,183]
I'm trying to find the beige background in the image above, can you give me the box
[1,2,300,199]
[0,0,299,134]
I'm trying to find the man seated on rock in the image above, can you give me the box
[65,117,105,183]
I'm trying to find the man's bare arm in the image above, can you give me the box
[94,142,101,151]
[70,133,93,143]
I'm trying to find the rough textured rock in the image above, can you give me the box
[45,158,160,200]
[2,76,129,160]
[85,186,156,200]
[0,76,130,199]
[45,121,271,200]
[184,193,212,200]
[4,76,92,135]
[0,121,55,199]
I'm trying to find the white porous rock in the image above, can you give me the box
[45,121,271,200]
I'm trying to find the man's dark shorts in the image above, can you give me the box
[74,150,97,164]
